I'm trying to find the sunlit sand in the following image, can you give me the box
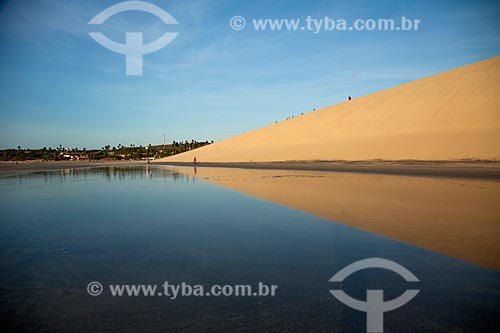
[158,56,500,163]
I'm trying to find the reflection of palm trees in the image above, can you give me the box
[14,166,197,185]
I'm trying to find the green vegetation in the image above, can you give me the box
[0,140,213,161]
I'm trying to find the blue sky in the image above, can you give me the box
[0,0,499,149]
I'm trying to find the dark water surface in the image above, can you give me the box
[1,166,499,332]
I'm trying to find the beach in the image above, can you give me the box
[158,160,500,180]
[5,160,500,180]
[2,1,500,331]
[150,55,500,271]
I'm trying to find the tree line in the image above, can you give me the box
[0,140,213,161]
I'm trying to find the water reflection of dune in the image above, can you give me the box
[172,166,500,270]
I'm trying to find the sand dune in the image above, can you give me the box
[158,56,500,162]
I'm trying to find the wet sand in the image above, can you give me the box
[4,160,500,179]
[168,165,500,270]
[157,160,500,180]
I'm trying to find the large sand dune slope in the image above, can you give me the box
[160,56,500,162]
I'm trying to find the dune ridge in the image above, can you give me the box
[158,56,500,162]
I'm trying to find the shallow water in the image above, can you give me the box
[1,166,499,332]
[180,165,500,270]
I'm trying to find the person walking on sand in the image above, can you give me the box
[193,157,197,166]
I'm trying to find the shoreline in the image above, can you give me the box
[0,160,147,172]
[155,160,500,180]
[2,160,500,180]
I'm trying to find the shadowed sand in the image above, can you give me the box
[158,56,500,163]
[170,166,500,270]
[159,160,500,180]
